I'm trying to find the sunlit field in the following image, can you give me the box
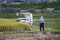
[0,12,60,40]
[0,18,31,32]
[0,12,60,32]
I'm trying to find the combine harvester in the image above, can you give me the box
[16,12,33,27]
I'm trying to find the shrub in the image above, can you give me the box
[0,18,31,32]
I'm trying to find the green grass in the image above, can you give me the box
[32,13,60,31]
[0,13,24,18]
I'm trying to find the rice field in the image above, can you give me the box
[0,12,60,40]
[0,18,31,32]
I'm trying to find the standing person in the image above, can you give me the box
[39,16,45,31]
